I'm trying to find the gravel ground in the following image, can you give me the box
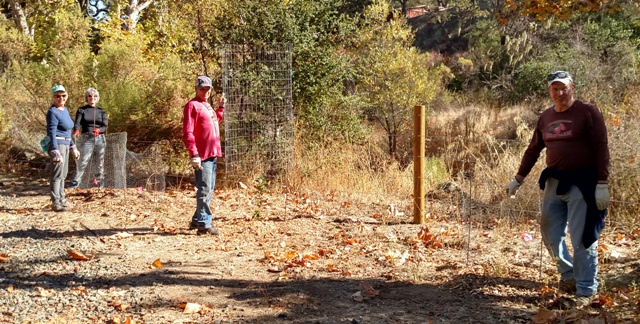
[0,203,146,323]
[1,171,639,324]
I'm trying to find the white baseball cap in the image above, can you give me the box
[547,71,573,87]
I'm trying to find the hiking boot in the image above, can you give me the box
[52,204,66,212]
[574,294,597,308]
[558,278,577,294]
[197,227,220,236]
[188,222,198,230]
[61,199,70,208]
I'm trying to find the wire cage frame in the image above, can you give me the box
[71,132,167,191]
[71,132,127,189]
[221,43,294,183]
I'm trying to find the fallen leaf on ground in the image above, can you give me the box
[531,308,557,323]
[285,251,297,260]
[0,253,10,261]
[598,294,614,307]
[111,232,133,238]
[343,238,358,245]
[327,264,340,272]
[151,258,163,268]
[111,316,134,324]
[67,249,92,261]
[385,249,410,265]
[35,286,54,297]
[317,248,331,256]
[109,299,131,311]
[362,284,380,297]
[598,243,608,253]
[183,302,201,314]
[69,286,88,296]
[302,252,319,260]
[199,305,213,314]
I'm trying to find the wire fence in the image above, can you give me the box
[4,126,639,282]
[221,43,294,183]
[7,128,167,193]
[6,120,638,229]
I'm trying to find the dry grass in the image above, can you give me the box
[607,111,640,228]
[283,98,640,234]
[287,130,447,200]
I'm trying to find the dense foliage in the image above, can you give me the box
[0,0,639,167]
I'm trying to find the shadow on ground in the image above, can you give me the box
[1,265,539,323]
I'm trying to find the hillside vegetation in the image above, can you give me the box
[0,2,638,216]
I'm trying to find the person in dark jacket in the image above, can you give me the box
[506,71,610,308]
[68,88,107,189]
[46,85,80,211]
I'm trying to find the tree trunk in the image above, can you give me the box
[196,7,209,77]
[388,132,394,158]
[388,129,399,161]
[391,131,397,161]
[122,0,153,31]
[7,0,31,37]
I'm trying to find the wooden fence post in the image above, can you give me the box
[413,105,425,224]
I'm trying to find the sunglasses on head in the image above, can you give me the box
[547,71,570,81]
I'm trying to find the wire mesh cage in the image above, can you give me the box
[72,132,127,189]
[125,143,167,192]
[71,132,166,191]
[221,43,294,183]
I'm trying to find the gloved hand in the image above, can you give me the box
[93,129,100,136]
[191,155,202,170]
[595,184,610,210]
[218,93,227,108]
[506,177,522,196]
[50,149,63,165]
[71,146,80,160]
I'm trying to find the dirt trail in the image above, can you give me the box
[0,171,638,323]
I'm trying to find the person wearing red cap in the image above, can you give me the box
[182,75,226,235]
[506,71,610,308]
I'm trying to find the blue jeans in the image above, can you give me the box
[541,178,598,296]
[70,133,106,188]
[192,157,217,229]
[49,144,69,206]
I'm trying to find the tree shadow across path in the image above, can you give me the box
[0,261,539,323]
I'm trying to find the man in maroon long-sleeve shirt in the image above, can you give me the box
[506,71,610,308]
[182,75,226,235]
